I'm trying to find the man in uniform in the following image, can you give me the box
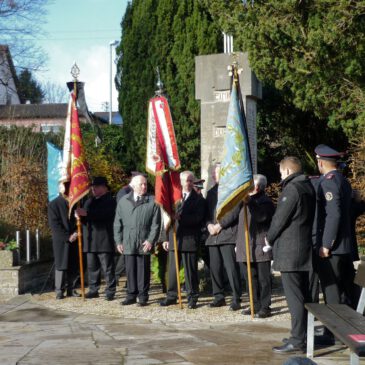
[314,144,357,308]
[266,157,315,353]
[160,171,205,309]
[76,176,117,301]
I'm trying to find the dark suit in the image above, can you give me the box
[205,184,242,304]
[48,194,79,295]
[165,189,205,304]
[82,192,117,297]
[267,173,315,347]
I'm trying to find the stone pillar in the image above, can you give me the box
[195,52,262,191]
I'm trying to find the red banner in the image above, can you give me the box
[68,93,90,215]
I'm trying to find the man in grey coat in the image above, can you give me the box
[114,174,161,306]
[266,157,315,354]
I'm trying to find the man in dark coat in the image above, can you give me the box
[114,174,161,306]
[236,174,275,318]
[314,144,357,308]
[205,163,242,311]
[48,182,80,299]
[160,171,206,309]
[266,157,315,354]
[76,176,117,301]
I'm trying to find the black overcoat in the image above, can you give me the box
[236,191,275,262]
[266,173,316,272]
[165,189,205,252]
[48,194,78,270]
[82,192,116,253]
[205,184,240,246]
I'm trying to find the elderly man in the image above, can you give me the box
[205,163,242,311]
[76,176,117,301]
[160,170,205,309]
[236,174,275,318]
[266,157,315,353]
[114,174,161,306]
[48,182,80,299]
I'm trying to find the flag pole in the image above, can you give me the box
[172,222,183,309]
[243,203,255,318]
[71,64,86,301]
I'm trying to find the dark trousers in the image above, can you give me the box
[309,252,320,303]
[125,254,151,302]
[87,252,116,296]
[55,268,79,294]
[167,250,199,303]
[209,244,241,303]
[316,253,359,308]
[281,271,310,346]
[115,253,126,279]
[242,261,271,311]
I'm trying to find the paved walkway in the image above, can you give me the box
[0,294,351,365]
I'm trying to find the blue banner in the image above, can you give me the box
[216,79,253,220]
[46,142,63,202]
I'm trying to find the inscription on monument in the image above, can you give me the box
[214,126,226,138]
[214,90,230,102]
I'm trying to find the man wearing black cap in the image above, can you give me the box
[76,176,117,301]
[314,144,357,308]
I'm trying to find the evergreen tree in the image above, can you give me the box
[205,0,365,137]
[117,0,221,175]
[17,69,44,104]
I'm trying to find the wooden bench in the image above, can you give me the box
[305,258,365,365]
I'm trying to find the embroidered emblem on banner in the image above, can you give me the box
[325,192,333,201]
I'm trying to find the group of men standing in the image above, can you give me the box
[48,143,363,354]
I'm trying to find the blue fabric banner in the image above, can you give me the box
[47,142,63,202]
[216,79,253,220]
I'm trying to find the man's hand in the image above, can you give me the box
[207,224,217,236]
[142,240,152,253]
[214,223,222,235]
[69,232,78,242]
[75,207,87,218]
[319,247,331,258]
[116,244,124,254]
[162,241,169,251]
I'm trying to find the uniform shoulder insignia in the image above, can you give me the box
[325,192,333,201]
[325,173,335,180]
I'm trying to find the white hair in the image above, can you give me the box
[180,170,194,181]
[130,174,147,188]
[254,174,267,191]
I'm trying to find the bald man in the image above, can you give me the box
[114,174,161,306]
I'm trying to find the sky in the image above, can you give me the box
[36,0,128,112]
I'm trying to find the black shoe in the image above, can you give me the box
[254,309,271,318]
[105,294,115,301]
[229,302,241,311]
[67,290,81,298]
[160,298,177,307]
[56,292,64,300]
[121,298,136,305]
[188,301,197,309]
[85,291,99,299]
[209,299,226,308]
[272,342,305,353]
[137,301,148,307]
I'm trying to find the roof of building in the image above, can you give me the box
[0,104,68,119]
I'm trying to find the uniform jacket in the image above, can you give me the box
[236,191,275,262]
[48,194,78,270]
[205,184,240,246]
[113,192,161,255]
[267,173,315,272]
[165,189,205,252]
[82,192,116,253]
[317,169,353,255]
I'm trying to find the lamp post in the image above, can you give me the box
[109,40,118,125]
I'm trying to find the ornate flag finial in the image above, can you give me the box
[71,62,80,81]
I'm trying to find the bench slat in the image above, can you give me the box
[327,304,365,332]
[305,303,365,355]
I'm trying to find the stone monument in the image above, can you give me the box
[195,52,262,191]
